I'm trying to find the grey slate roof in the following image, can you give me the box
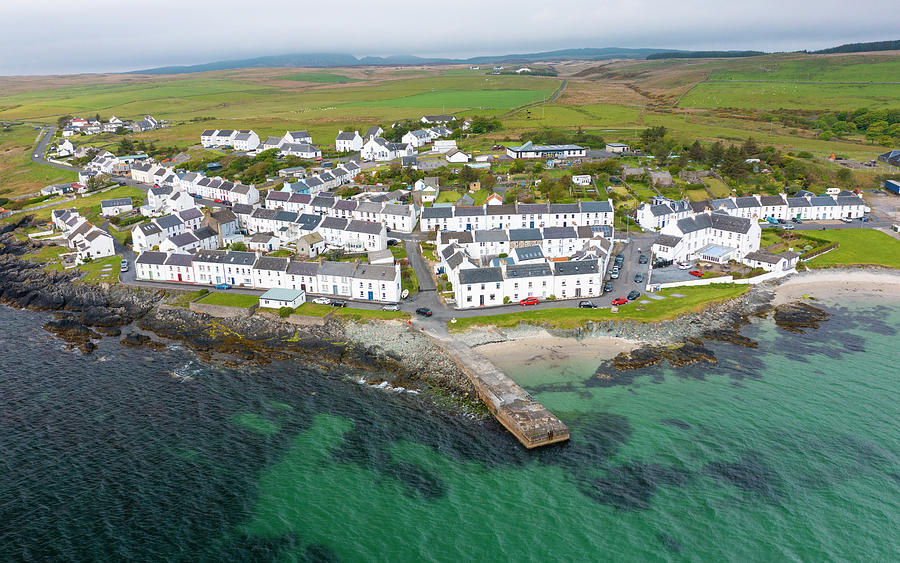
[232,203,253,216]
[422,207,453,219]
[734,196,761,208]
[346,220,383,234]
[554,259,599,276]
[295,214,323,230]
[759,195,786,207]
[138,223,162,236]
[580,200,613,213]
[514,246,544,261]
[156,215,183,229]
[193,226,217,240]
[517,203,549,214]
[459,267,503,284]
[455,206,485,217]
[787,197,811,208]
[487,204,516,216]
[542,226,577,239]
[549,203,579,214]
[136,251,167,265]
[442,231,474,244]
[319,261,356,278]
[274,210,299,223]
[473,230,508,242]
[286,261,319,276]
[743,250,785,264]
[654,234,682,248]
[224,251,257,266]
[194,249,228,263]
[168,232,198,247]
[101,197,132,208]
[508,228,542,241]
[809,196,837,207]
[253,256,289,271]
[334,199,358,211]
[320,217,348,230]
[355,264,397,281]
[164,253,194,267]
[506,263,552,278]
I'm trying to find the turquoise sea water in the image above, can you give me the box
[1,297,898,561]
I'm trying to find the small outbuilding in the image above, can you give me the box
[259,288,306,309]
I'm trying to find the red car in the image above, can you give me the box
[689,270,704,277]
[611,297,628,306]
[519,297,540,306]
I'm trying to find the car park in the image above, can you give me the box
[415,307,432,317]
[382,304,400,311]
[519,297,540,306]
[627,290,641,300]
[638,254,648,264]
[603,281,613,293]
[634,273,643,283]
[214,283,230,290]
[611,297,628,306]
[312,297,331,305]
[331,300,347,307]
[578,301,598,309]
[689,270,703,278]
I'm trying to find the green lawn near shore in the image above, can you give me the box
[806,229,900,269]
[448,284,749,331]
[197,292,259,308]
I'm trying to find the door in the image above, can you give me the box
[333,285,338,295]
[177,273,182,282]
[368,291,374,300]
[576,287,581,297]
[479,295,484,306]
[530,221,534,228]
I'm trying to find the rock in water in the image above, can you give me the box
[774,302,830,333]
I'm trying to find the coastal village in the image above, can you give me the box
[4,104,900,449]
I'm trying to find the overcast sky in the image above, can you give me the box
[1,0,897,75]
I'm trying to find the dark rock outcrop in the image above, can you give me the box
[774,302,831,333]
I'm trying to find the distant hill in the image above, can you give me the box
[812,39,900,54]
[647,50,766,60]
[130,48,676,74]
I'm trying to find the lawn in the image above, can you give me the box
[18,185,145,223]
[79,255,122,283]
[703,178,732,198]
[435,190,462,204]
[448,284,749,331]
[197,292,260,308]
[0,125,78,197]
[806,229,900,269]
[685,188,710,201]
[169,289,209,308]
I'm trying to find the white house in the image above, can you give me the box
[445,148,471,163]
[402,129,432,148]
[433,139,457,154]
[360,137,414,162]
[335,130,364,152]
[260,288,306,309]
[132,223,165,252]
[636,198,693,231]
[56,139,75,157]
[654,211,761,264]
[605,143,630,154]
[364,126,384,141]
[572,175,592,186]
[282,131,312,145]
[100,197,133,217]
[506,141,586,160]
[232,130,260,152]
[280,143,321,159]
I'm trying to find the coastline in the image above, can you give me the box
[772,268,900,305]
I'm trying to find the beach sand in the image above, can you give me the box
[773,270,900,305]
[476,331,640,372]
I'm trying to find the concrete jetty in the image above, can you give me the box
[426,330,569,449]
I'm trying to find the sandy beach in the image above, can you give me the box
[773,269,900,305]
[476,330,640,371]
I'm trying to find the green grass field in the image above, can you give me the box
[0,125,77,197]
[448,284,749,331]
[197,292,260,308]
[680,81,900,110]
[281,72,359,84]
[708,56,900,83]
[703,177,732,197]
[807,230,900,269]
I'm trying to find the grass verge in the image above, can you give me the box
[197,292,259,308]
[806,229,900,269]
[448,284,749,331]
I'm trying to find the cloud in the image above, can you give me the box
[0,0,896,74]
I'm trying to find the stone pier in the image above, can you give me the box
[426,330,569,449]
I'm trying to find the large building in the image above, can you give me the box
[506,141,586,160]
[420,201,613,232]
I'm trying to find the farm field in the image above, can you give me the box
[707,56,900,82]
[0,125,77,197]
[282,72,359,84]
[679,81,900,111]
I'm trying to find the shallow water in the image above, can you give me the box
[1,297,898,561]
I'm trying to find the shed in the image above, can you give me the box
[259,288,306,309]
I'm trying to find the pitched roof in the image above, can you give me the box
[355,263,397,281]
[101,197,132,207]
[164,253,194,267]
[253,256,289,271]
[507,262,552,278]
[136,251,167,265]
[514,245,544,261]
[223,251,257,266]
[346,220,383,234]
[168,232,198,247]
[286,261,319,276]
[554,259,598,276]
[459,267,503,284]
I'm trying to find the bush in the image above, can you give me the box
[278,307,294,318]
[503,296,510,304]
[548,295,557,301]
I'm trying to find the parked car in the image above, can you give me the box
[387,239,400,246]
[415,307,432,317]
[627,290,641,300]
[603,281,613,293]
[382,304,400,311]
[312,297,331,305]
[840,217,853,223]
[782,224,795,230]
[611,297,628,306]
[520,297,540,306]
[634,273,644,283]
[638,254,648,264]
[614,253,624,265]
[777,218,786,224]
[791,217,803,224]
[578,301,598,309]
[214,283,230,290]
[678,262,691,270]
[331,300,347,307]
[120,259,129,272]
[859,216,869,222]
[610,268,619,279]
[689,270,703,278]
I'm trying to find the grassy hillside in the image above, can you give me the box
[679,81,900,110]
[708,56,900,82]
